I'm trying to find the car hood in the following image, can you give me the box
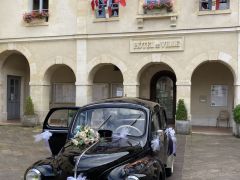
[31,137,145,178]
[57,137,144,174]
[76,137,144,171]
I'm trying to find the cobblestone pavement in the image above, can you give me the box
[0,126,49,180]
[1,125,240,180]
[182,134,240,180]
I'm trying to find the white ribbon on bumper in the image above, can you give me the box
[34,130,52,151]
[67,174,87,180]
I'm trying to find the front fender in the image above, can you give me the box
[107,156,163,180]
[34,165,55,177]
[24,158,57,180]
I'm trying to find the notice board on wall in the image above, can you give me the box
[211,85,228,107]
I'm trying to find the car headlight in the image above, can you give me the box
[26,168,41,180]
[125,175,139,180]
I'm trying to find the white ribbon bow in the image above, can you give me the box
[67,174,87,180]
[34,130,52,151]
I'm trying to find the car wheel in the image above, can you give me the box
[165,162,173,177]
[158,163,166,180]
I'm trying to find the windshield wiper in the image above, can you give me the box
[98,115,112,130]
[130,114,142,127]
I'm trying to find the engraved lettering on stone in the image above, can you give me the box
[130,37,184,52]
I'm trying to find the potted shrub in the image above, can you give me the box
[233,105,240,137]
[175,99,191,135]
[22,96,38,127]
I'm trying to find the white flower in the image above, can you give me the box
[72,126,99,147]
[79,132,87,138]
[72,139,79,146]
[90,128,95,135]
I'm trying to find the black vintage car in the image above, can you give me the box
[24,98,175,180]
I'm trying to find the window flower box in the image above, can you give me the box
[143,0,174,14]
[23,10,49,23]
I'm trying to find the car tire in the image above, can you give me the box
[165,162,173,177]
[158,163,166,180]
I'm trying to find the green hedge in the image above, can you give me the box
[233,105,240,124]
[176,99,187,121]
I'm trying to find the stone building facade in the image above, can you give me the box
[0,0,239,130]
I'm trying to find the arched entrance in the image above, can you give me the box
[44,64,76,108]
[150,71,176,124]
[191,61,234,127]
[138,63,176,124]
[90,64,123,101]
[0,50,30,121]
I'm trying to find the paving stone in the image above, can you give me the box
[1,126,240,179]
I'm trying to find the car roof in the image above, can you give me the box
[82,97,162,111]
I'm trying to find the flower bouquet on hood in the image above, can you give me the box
[71,126,99,147]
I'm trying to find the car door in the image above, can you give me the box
[151,110,165,160]
[159,108,169,164]
[43,107,79,156]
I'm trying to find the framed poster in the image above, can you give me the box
[111,83,123,97]
[211,85,228,107]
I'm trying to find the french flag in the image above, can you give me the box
[114,0,126,7]
[91,0,99,10]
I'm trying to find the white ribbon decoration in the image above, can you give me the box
[112,127,129,139]
[151,137,161,152]
[34,130,52,151]
[67,174,87,180]
[165,127,177,155]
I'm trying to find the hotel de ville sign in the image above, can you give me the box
[130,36,184,53]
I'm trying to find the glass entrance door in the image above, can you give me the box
[151,71,176,124]
[7,75,21,120]
[156,77,174,121]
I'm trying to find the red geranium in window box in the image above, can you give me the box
[23,10,49,23]
[143,0,173,12]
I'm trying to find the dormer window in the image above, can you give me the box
[199,0,229,11]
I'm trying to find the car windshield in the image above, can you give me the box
[72,107,146,137]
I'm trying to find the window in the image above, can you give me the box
[152,113,161,132]
[145,0,158,4]
[92,83,123,101]
[73,107,146,137]
[32,0,49,12]
[211,85,228,107]
[48,109,78,127]
[95,0,119,18]
[159,110,167,129]
[199,0,229,11]
[53,83,76,104]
